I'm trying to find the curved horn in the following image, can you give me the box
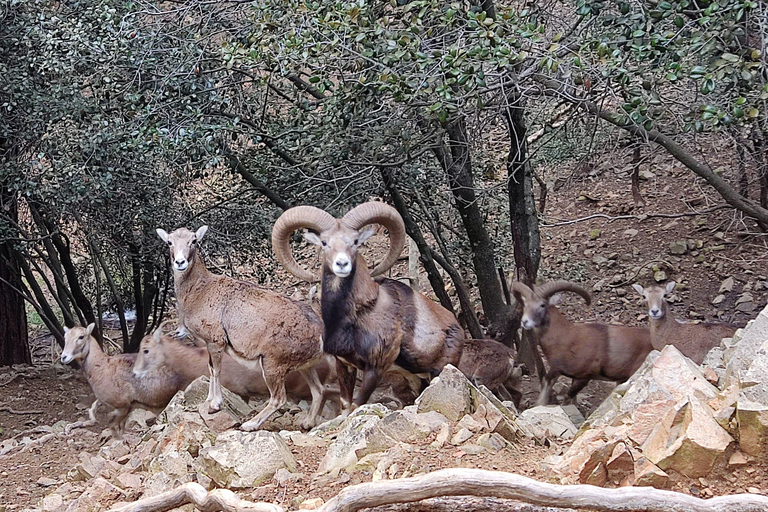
[508,281,534,301]
[341,202,406,277]
[272,206,337,282]
[535,280,592,306]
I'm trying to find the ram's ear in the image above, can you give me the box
[195,225,208,241]
[665,281,677,294]
[631,283,645,297]
[304,231,322,246]
[156,228,169,243]
[85,323,96,336]
[356,226,376,245]
[548,294,563,306]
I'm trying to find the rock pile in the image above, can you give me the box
[549,303,768,488]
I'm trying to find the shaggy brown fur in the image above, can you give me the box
[458,338,523,408]
[511,280,652,406]
[157,226,326,431]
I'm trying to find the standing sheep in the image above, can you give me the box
[60,323,183,438]
[272,201,464,414]
[155,226,326,430]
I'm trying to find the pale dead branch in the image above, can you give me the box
[108,482,284,512]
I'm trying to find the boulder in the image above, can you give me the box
[63,477,124,512]
[199,430,297,488]
[736,399,768,457]
[740,337,768,406]
[517,406,578,440]
[641,396,733,478]
[316,404,389,474]
[725,304,768,385]
[416,365,472,421]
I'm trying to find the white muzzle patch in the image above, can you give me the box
[332,254,352,277]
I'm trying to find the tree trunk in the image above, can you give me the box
[503,97,544,378]
[433,119,508,331]
[381,169,455,315]
[0,187,30,365]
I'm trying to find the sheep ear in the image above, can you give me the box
[304,231,322,246]
[63,326,69,333]
[85,323,96,336]
[156,228,169,243]
[665,281,677,293]
[357,226,376,245]
[549,294,563,306]
[511,289,524,304]
[631,283,645,296]
[196,225,208,241]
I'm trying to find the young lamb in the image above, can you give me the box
[272,201,464,414]
[60,323,184,438]
[133,323,337,408]
[510,280,652,406]
[632,281,738,364]
[155,225,326,431]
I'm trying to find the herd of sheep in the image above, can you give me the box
[59,201,741,439]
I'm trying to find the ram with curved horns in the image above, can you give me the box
[509,280,652,406]
[272,201,465,414]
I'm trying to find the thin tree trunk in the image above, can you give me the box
[0,188,30,365]
[13,248,64,346]
[631,146,645,208]
[381,168,455,314]
[432,120,508,331]
[502,96,544,379]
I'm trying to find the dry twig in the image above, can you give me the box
[108,482,283,512]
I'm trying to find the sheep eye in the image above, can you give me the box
[321,241,327,247]
[143,349,149,354]
[353,239,359,245]
[78,335,84,340]
[167,241,172,246]
[191,239,197,245]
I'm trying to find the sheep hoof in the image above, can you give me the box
[240,419,261,431]
[207,402,222,414]
[300,418,315,430]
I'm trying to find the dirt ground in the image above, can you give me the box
[2,141,768,511]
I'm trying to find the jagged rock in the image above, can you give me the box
[517,406,578,440]
[456,414,485,433]
[450,427,474,445]
[633,457,670,488]
[416,365,472,421]
[476,432,507,452]
[114,472,142,490]
[73,453,107,481]
[316,404,389,474]
[726,305,768,385]
[561,404,585,427]
[286,432,329,448]
[41,493,64,512]
[736,399,768,457]
[729,451,749,466]
[641,396,733,478]
[605,444,635,485]
[471,386,528,443]
[740,337,768,406]
[143,446,196,497]
[300,497,325,510]
[431,422,452,449]
[64,477,124,512]
[199,430,297,488]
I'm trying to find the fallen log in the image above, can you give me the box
[317,468,768,512]
[108,482,283,512]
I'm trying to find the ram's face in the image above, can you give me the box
[156,226,208,272]
[633,282,674,320]
[305,225,375,278]
[519,296,550,330]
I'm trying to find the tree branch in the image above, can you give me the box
[108,482,283,512]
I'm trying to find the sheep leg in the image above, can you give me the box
[109,407,131,440]
[241,359,287,431]
[206,343,225,413]
[354,367,382,407]
[297,367,325,430]
[564,378,590,404]
[536,369,561,406]
[336,359,357,417]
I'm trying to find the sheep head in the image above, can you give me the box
[156,226,208,272]
[509,280,591,330]
[133,321,171,377]
[61,323,95,364]
[632,281,676,320]
[272,201,406,282]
